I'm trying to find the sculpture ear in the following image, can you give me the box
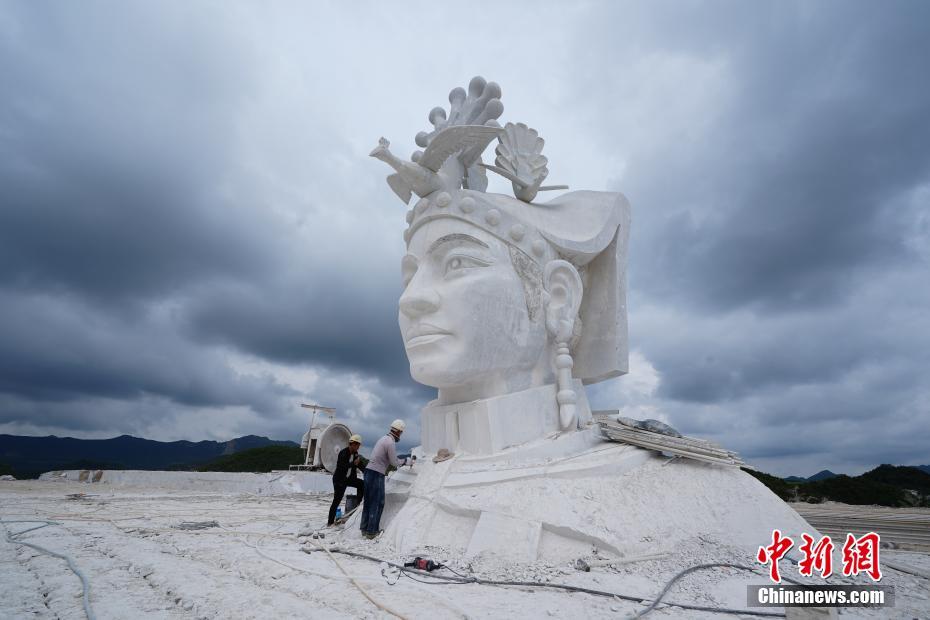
[543,260,583,342]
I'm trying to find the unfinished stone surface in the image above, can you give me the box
[341,428,815,562]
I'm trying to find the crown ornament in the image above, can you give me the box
[371,76,567,204]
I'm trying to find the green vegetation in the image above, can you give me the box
[802,475,907,506]
[746,464,930,507]
[197,445,305,473]
[742,467,793,501]
[860,464,930,496]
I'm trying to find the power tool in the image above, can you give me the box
[404,556,442,572]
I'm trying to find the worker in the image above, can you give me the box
[360,419,412,538]
[328,434,365,526]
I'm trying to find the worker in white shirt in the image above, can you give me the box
[360,419,412,538]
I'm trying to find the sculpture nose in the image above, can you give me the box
[399,286,440,318]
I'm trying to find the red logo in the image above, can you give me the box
[842,532,882,581]
[798,533,834,578]
[757,529,794,583]
[757,530,883,583]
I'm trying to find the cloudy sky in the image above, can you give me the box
[1,1,927,477]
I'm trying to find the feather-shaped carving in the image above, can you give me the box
[419,125,502,173]
[496,123,549,187]
[414,76,504,190]
[371,76,504,202]
[482,123,568,202]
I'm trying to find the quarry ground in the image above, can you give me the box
[2,477,929,619]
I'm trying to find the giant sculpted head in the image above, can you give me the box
[373,77,630,448]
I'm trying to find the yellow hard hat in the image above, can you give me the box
[349,434,362,443]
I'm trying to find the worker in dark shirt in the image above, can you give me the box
[328,434,365,526]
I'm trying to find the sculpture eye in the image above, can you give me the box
[444,254,489,276]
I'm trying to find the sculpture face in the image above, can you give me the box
[399,218,548,402]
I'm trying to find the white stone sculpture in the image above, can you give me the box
[359,77,813,562]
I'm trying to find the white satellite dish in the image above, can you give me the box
[317,423,352,473]
[289,403,355,472]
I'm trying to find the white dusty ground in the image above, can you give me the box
[2,474,929,619]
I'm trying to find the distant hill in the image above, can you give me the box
[197,445,305,473]
[860,464,930,496]
[802,474,908,507]
[807,469,838,482]
[917,465,930,476]
[749,464,930,508]
[784,470,838,483]
[0,434,297,478]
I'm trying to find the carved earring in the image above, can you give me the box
[554,320,577,431]
[544,260,583,432]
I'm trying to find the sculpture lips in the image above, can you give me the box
[405,324,452,347]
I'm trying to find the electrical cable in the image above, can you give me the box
[327,547,790,618]
[440,564,474,580]
[398,570,473,586]
[1,520,96,620]
[226,525,359,583]
[381,565,402,585]
[305,538,410,620]
[628,562,777,619]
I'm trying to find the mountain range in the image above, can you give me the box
[785,466,930,482]
[745,464,930,508]
[0,434,297,478]
[784,469,839,483]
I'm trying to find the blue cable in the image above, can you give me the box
[2,520,96,620]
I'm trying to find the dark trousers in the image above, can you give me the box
[328,477,364,525]
[360,469,385,534]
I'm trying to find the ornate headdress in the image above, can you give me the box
[372,77,631,419]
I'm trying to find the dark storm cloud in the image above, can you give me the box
[638,293,919,404]
[0,1,430,443]
[0,3,277,306]
[0,1,410,381]
[0,142,276,305]
[180,268,412,382]
[0,291,298,409]
[574,1,930,312]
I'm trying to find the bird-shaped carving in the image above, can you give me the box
[370,124,501,203]
[480,122,568,203]
[370,138,440,203]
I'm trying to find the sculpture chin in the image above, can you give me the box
[405,335,550,403]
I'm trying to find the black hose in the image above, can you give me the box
[327,548,788,618]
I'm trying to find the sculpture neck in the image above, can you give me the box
[421,380,591,456]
